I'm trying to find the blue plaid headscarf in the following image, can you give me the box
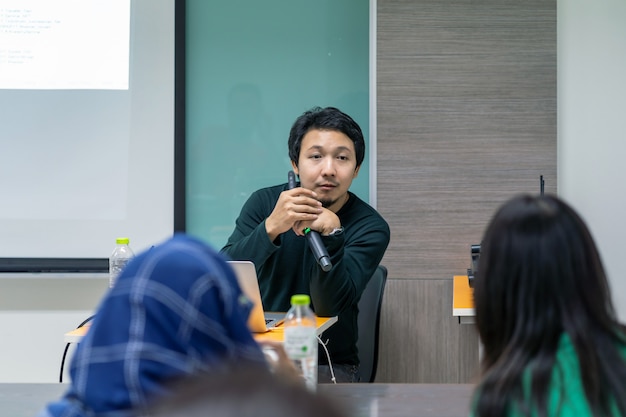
[38,234,265,417]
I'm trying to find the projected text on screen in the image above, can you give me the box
[0,0,130,90]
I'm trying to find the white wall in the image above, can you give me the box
[558,0,626,320]
[0,275,108,383]
[0,311,90,383]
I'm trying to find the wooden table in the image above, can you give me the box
[64,316,338,344]
[0,382,474,417]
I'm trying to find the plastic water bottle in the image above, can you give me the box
[109,237,134,288]
[283,294,318,391]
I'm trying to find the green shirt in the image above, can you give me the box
[472,333,625,417]
[221,183,390,365]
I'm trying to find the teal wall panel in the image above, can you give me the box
[185,0,370,249]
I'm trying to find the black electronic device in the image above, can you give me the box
[467,244,480,288]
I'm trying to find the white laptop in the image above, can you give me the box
[228,260,285,333]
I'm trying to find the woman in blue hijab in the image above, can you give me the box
[38,234,267,417]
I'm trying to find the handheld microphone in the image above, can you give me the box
[287,171,332,272]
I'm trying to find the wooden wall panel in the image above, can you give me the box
[375,1,556,382]
[376,278,479,383]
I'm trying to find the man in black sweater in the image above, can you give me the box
[221,106,390,383]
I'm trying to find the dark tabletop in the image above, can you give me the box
[319,383,474,417]
[0,382,474,417]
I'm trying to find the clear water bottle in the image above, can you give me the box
[283,294,318,391]
[109,237,134,288]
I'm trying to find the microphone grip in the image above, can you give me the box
[288,170,297,190]
[287,170,332,272]
[305,229,332,272]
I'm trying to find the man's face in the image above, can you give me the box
[291,129,360,213]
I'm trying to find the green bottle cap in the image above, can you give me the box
[290,294,310,306]
[116,237,130,245]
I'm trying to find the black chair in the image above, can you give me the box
[356,265,388,382]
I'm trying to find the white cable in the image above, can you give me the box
[317,336,336,384]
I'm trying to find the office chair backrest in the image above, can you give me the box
[356,265,388,383]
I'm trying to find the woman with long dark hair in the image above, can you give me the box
[471,195,626,417]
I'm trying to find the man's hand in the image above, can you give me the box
[265,187,323,241]
[293,208,341,237]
